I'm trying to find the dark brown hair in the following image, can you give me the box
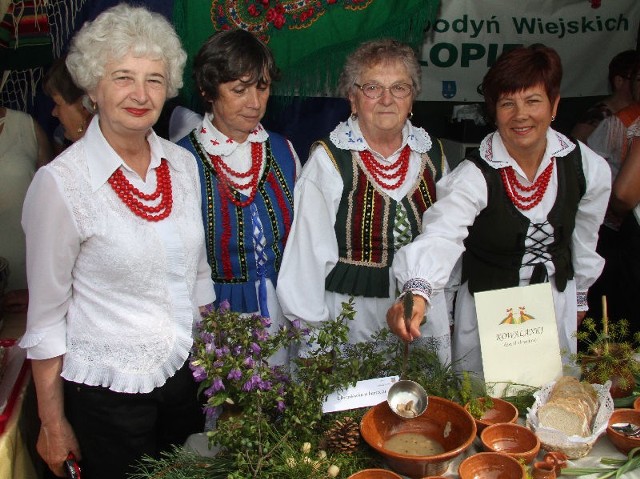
[43,56,85,104]
[193,29,279,111]
[481,44,562,123]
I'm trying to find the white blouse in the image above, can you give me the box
[20,116,215,393]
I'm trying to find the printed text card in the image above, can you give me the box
[475,283,562,397]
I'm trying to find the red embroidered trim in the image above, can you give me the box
[267,172,291,243]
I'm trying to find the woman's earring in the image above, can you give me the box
[350,112,358,120]
[551,115,556,122]
[408,111,414,120]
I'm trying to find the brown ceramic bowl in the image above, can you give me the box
[607,408,640,454]
[465,397,519,433]
[360,396,477,478]
[347,469,403,479]
[458,451,526,479]
[633,397,640,410]
[480,422,541,464]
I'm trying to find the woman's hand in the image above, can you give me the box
[386,295,426,342]
[577,310,587,328]
[37,417,81,477]
[32,357,80,477]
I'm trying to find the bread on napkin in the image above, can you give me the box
[537,376,598,437]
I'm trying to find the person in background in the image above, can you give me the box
[20,5,214,478]
[277,39,452,364]
[43,56,95,155]
[608,116,640,334]
[176,29,300,365]
[0,106,52,315]
[586,54,640,325]
[571,49,636,144]
[387,45,610,377]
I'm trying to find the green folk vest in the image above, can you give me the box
[461,144,586,294]
[319,139,445,298]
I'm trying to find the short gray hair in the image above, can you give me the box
[66,4,186,98]
[338,38,421,99]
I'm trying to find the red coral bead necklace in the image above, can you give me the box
[108,159,173,221]
[359,144,411,190]
[500,158,555,210]
[208,142,263,208]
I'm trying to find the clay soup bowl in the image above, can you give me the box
[464,397,519,433]
[459,451,526,479]
[480,422,540,464]
[360,396,476,478]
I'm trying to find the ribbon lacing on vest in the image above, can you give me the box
[524,220,553,284]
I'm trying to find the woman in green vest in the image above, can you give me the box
[387,44,611,378]
[277,39,452,363]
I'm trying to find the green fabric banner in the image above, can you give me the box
[173,0,440,106]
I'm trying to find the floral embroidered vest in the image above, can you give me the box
[178,131,296,312]
[318,139,444,298]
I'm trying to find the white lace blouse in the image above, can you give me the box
[19,116,215,393]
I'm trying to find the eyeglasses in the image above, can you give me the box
[354,82,413,99]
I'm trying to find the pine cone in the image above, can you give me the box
[323,417,361,454]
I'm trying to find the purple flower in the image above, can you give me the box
[219,300,231,312]
[215,346,230,359]
[254,329,269,341]
[200,331,214,343]
[243,357,255,368]
[250,342,261,355]
[242,379,256,392]
[227,368,242,380]
[260,316,272,328]
[259,379,273,391]
[190,364,207,382]
[276,400,286,412]
[290,318,302,330]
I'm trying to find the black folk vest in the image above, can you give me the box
[461,144,586,294]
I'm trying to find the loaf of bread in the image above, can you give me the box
[537,376,598,437]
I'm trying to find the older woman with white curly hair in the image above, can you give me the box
[20,4,214,478]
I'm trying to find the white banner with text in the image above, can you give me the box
[418,0,640,101]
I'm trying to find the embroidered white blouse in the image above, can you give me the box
[20,116,215,393]
[392,128,610,374]
[276,117,453,361]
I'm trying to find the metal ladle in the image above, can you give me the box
[386,292,428,419]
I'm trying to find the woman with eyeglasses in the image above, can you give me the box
[277,39,452,362]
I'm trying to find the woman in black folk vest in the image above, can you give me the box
[387,45,611,377]
[277,39,452,364]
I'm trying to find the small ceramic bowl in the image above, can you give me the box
[360,396,476,478]
[458,451,525,479]
[607,408,640,454]
[347,469,403,479]
[543,451,569,474]
[464,397,519,433]
[633,396,640,411]
[480,422,541,464]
